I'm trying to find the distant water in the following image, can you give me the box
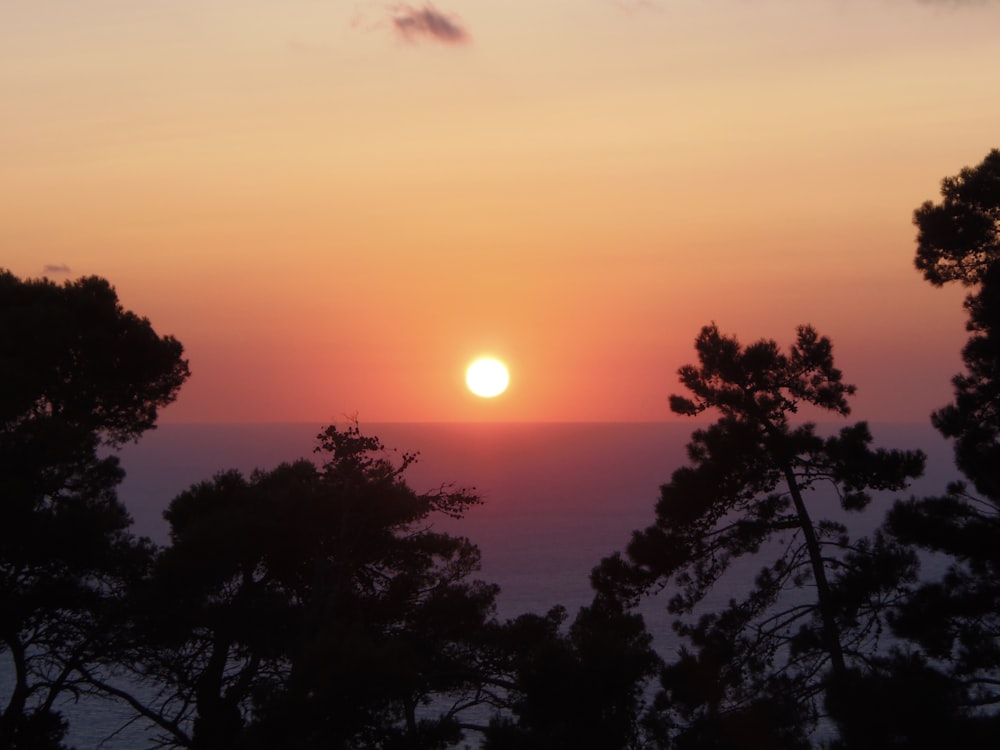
[4,422,961,749]
[115,421,960,618]
[117,422,694,617]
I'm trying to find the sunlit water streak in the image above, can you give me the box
[2,422,958,748]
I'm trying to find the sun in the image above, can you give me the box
[466,358,509,398]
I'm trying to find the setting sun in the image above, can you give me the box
[466,358,509,398]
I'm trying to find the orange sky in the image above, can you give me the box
[3,1,997,423]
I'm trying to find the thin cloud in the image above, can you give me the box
[391,4,469,44]
[43,263,72,275]
[610,0,663,12]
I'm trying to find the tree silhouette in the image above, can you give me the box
[482,596,659,750]
[0,271,188,749]
[884,149,1000,731]
[913,147,1000,498]
[914,148,1000,288]
[594,324,924,746]
[824,649,999,750]
[97,423,500,749]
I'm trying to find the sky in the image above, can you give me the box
[3,0,999,424]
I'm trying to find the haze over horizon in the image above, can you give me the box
[4,1,998,423]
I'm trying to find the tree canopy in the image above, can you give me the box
[883,149,1000,736]
[0,271,189,443]
[594,324,924,746]
[914,148,1000,288]
[0,271,189,750]
[93,423,501,750]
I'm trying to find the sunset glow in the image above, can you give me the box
[3,1,998,422]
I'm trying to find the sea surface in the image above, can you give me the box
[4,421,961,748]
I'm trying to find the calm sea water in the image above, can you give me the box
[4,422,960,748]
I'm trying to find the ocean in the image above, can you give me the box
[4,421,961,748]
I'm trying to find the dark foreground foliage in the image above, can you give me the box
[91,424,500,749]
[1,271,189,750]
[881,147,1000,737]
[592,323,925,747]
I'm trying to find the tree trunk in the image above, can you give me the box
[192,637,242,750]
[780,462,847,677]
